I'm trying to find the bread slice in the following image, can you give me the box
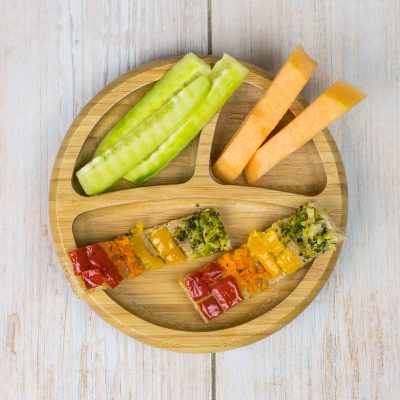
[272,202,345,263]
[61,252,106,298]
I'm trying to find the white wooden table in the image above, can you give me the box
[1,1,399,399]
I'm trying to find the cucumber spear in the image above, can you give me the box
[94,53,211,156]
[123,54,249,184]
[77,76,211,195]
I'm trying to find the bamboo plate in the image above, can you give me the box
[49,56,347,353]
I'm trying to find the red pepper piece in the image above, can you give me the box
[86,244,123,289]
[81,269,103,289]
[198,296,223,320]
[211,276,243,311]
[69,247,90,276]
[202,262,224,282]
[185,271,211,301]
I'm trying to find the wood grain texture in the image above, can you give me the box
[1,0,399,398]
[0,1,211,399]
[211,0,400,399]
[49,56,347,351]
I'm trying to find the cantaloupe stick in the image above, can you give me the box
[212,45,317,183]
[244,81,367,184]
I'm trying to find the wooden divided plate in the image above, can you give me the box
[49,56,347,352]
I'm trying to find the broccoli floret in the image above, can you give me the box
[179,209,231,257]
[278,204,338,261]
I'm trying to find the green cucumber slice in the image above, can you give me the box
[123,54,249,184]
[94,53,211,156]
[76,76,211,195]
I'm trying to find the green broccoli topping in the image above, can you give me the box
[173,209,231,257]
[279,204,338,261]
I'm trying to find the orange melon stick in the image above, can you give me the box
[244,81,367,184]
[212,45,317,183]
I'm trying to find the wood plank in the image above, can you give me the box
[211,0,400,399]
[0,1,210,399]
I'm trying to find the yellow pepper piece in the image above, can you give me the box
[149,227,186,264]
[247,230,282,277]
[256,251,281,277]
[130,234,164,270]
[247,230,266,254]
[276,248,303,275]
[130,222,144,236]
[263,228,285,257]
